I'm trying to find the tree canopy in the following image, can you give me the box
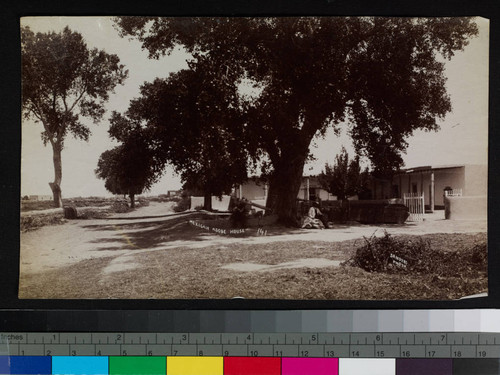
[95,112,160,207]
[319,147,371,201]
[22,26,128,207]
[115,17,478,224]
[114,62,250,209]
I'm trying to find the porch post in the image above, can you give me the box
[264,183,268,201]
[430,171,435,213]
[420,172,424,195]
[399,174,402,198]
[306,177,310,200]
[239,184,243,199]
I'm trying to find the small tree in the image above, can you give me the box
[319,147,371,200]
[96,114,159,208]
[21,26,128,207]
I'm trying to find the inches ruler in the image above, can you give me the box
[1,332,500,358]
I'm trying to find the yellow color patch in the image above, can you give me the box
[167,356,223,375]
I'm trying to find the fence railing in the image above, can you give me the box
[403,193,425,222]
[444,189,463,197]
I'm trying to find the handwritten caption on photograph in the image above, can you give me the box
[189,220,246,235]
[389,253,408,269]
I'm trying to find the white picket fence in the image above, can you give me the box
[445,189,463,197]
[403,193,425,222]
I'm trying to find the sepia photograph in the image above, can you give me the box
[19,16,488,300]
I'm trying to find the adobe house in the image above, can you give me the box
[235,176,335,205]
[373,164,487,211]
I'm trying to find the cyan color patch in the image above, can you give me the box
[52,356,108,375]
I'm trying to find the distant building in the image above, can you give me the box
[373,164,487,210]
[167,190,181,197]
[28,195,52,201]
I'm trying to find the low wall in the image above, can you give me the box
[190,195,231,211]
[299,199,408,224]
[444,196,487,220]
[347,200,408,224]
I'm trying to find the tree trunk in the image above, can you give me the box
[204,191,212,211]
[129,193,135,208]
[266,148,308,226]
[49,143,63,208]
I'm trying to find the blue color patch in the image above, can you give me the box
[52,356,108,375]
[9,356,51,374]
[0,356,10,374]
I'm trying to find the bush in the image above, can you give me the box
[136,196,150,207]
[63,206,78,219]
[20,214,66,232]
[111,200,132,213]
[173,195,191,212]
[346,231,487,276]
[77,209,109,219]
[230,200,249,228]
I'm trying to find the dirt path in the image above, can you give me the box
[20,203,486,279]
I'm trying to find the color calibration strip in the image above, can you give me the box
[1,356,500,375]
[3,310,499,334]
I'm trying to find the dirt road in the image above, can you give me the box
[20,202,486,274]
[19,202,487,298]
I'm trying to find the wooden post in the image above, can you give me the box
[239,184,243,199]
[430,171,435,213]
[420,172,423,196]
[264,182,268,201]
[306,177,310,201]
[399,174,402,198]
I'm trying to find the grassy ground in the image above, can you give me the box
[19,231,487,300]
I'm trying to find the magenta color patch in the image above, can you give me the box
[282,358,339,375]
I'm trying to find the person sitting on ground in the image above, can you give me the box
[310,200,330,229]
[231,199,248,228]
[301,201,325,229]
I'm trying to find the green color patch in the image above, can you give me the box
[109,356,166,375]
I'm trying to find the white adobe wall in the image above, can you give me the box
[433,168,465,206]
[464,164,488,196]
[240,180,266,200]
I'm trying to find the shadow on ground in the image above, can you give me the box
[80,211,410,252]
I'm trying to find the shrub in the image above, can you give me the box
[346,231,487,276]
[173,195,191,212]
[136,196,150,207]
[230,200,249,228]
[20,214,66,232]
[111,200,132,213]
[78,209,109,219]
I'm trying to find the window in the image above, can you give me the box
[392,185,400,198]
[309,188,317,201]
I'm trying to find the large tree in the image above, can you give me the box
[115,17,478,224]
[117,62,250,210]
[21,26,128,207]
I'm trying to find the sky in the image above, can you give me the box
[20,17,489,198]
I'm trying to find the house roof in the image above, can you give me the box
[398,164,466,174]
